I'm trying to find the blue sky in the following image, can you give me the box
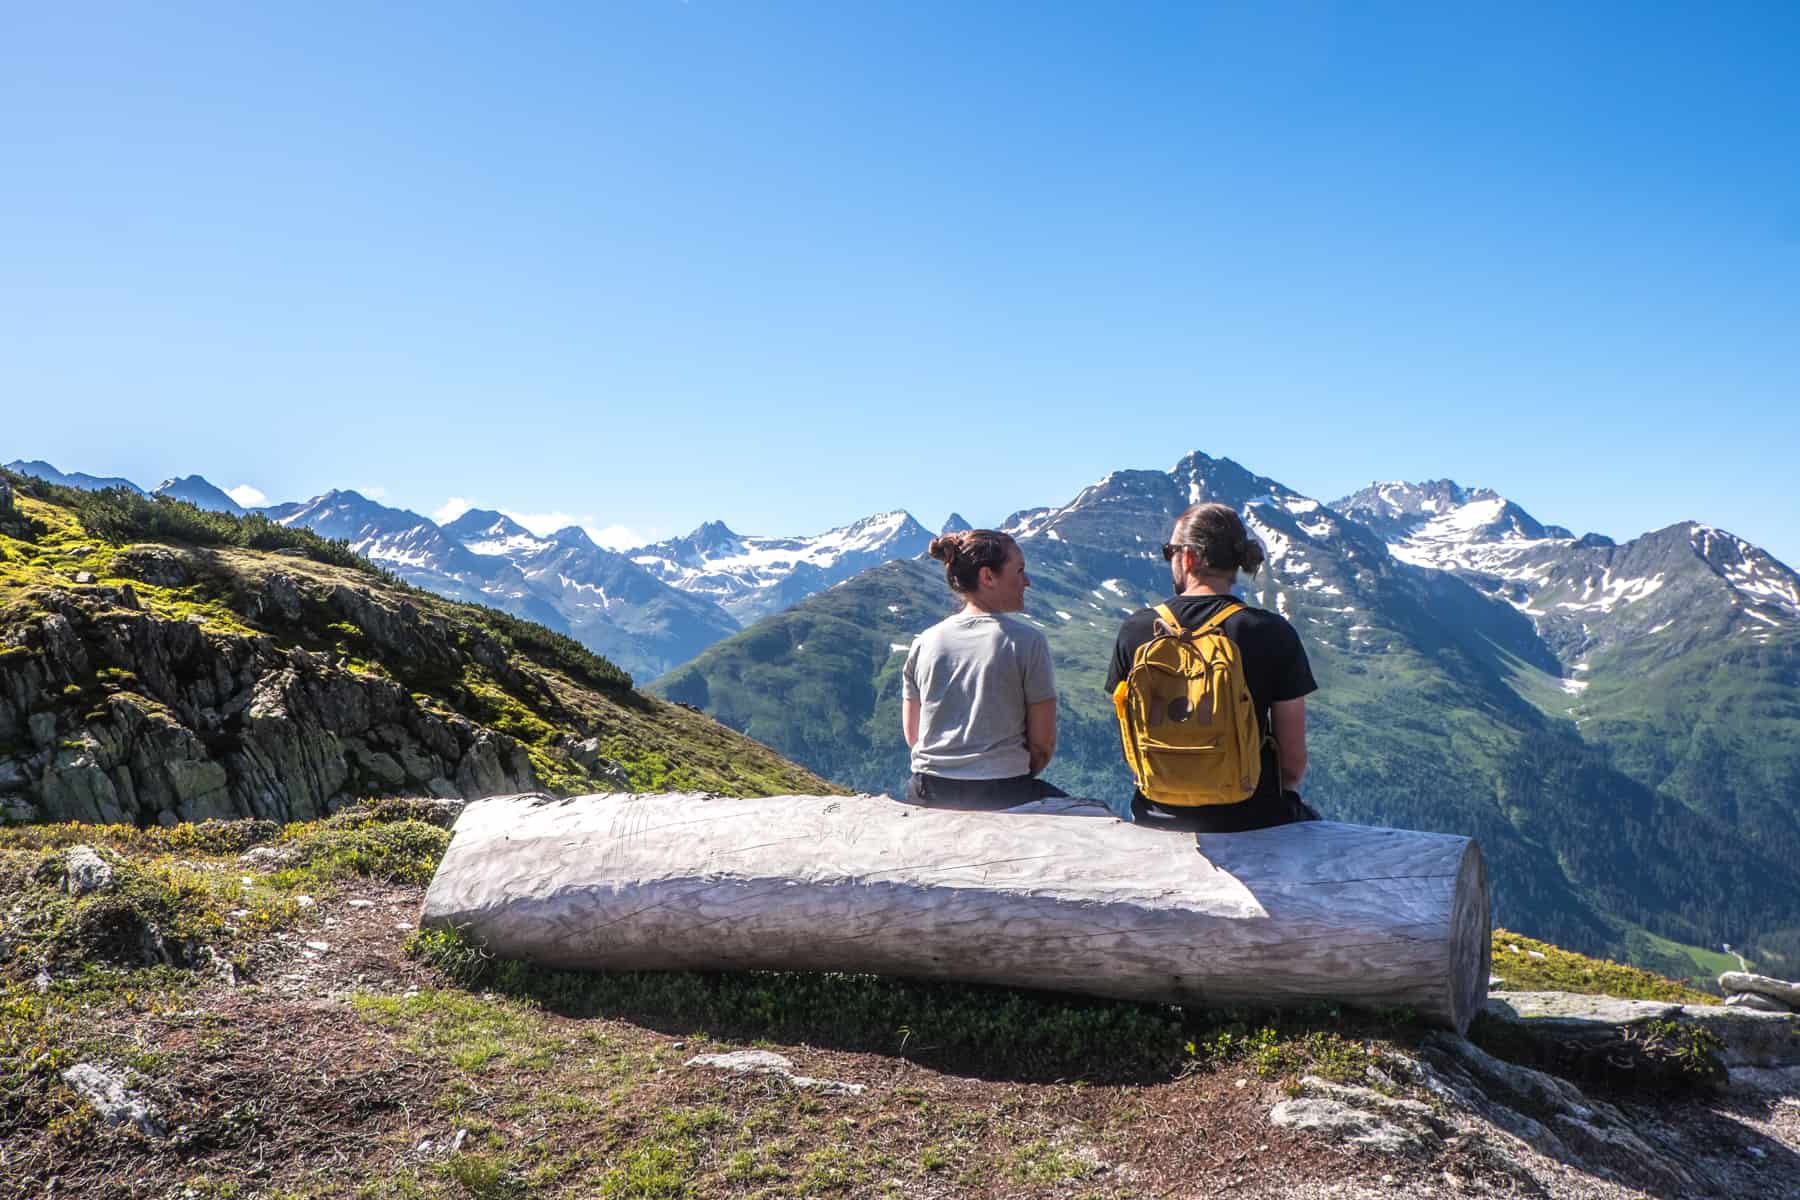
[4,2,1796,562]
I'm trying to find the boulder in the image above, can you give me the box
[568,737,631,790]
[60,1063,165,1137]
[1268,1098,1426,1155]
[1719,971,1800,1010]
[63,845,115,895]
[1725,991,1791,1013]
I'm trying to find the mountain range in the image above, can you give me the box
[12,452,1800,978]
[2,461,939,681]
[655,451,1800,983]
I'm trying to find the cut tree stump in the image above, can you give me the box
[420,792,1491,1033]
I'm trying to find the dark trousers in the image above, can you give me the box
[903,773,1070,812]
[1129,789,1319,833]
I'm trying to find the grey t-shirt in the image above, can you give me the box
[902,611,1057,780]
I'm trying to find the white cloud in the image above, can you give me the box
[586,524,655,551]
[226,484,267,508]
[433,501,654,550]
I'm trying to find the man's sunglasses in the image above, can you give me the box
[1161,542,1202,562]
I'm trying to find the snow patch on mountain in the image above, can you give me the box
[631,511,933,622]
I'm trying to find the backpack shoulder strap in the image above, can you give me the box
[1151,603,1183,636]
[1191,599,1246,637]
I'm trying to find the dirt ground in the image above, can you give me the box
[9,881,1800,1200]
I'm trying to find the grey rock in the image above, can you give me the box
[259,573,305,623]
[29,711,58,749]
[569,738,632,790]
[1719,971,1800,1009]
[73,571,95,584]
[0,476,12,515]
[0,758,28,793]
[1291,1076,1442,1128]
[239,845,301,869]
[1725,991,1791,1013]
[63,845,115,896]
[109,547,190,587]
[1489,988,1800,1069]
[2,566,539,824]
[61,1063,165,1137]
[686,1049,866,1095]
[1268,1099,1425,1154]
[351,746,408,788]
[1418,1031,1703,1192]
[39,764,127,824]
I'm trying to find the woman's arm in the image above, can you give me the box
[1026,696,1057,775]
[1272,697,1307,789]
[903,696,921,748]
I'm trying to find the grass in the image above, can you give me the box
[1490,928,1719,1005]
[407,924,1427,1088]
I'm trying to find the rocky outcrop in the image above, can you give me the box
[0,557,538,825]
[1486,989,1800,1077]
[1720,971,1800,1012]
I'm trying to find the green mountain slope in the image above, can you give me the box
[0,470,831,824]
[655,452,1800,976]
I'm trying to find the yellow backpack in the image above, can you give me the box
[1113,600,1263,806]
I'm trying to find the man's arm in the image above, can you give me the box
[1272,697,1306,790]
[903,697,921,748]
[1026,696,1057,775]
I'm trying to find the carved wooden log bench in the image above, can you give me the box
[420,792,1491,1033]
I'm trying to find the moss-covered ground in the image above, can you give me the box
[1489,929,1720,1005]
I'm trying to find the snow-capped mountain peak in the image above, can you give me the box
[1334,480,1574,574]
[442,509,547,557]
[630,510,933,623]
[1684,523,1800,621]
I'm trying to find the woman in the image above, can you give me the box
[1105,502,1318,832]
[900,528,1064,811]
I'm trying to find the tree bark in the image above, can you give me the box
[421,792,1491,1033]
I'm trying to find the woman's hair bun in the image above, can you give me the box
[927,535,962,564]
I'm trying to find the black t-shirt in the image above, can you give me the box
[1105,593,1318,811]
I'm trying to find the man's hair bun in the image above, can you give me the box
[1169,502,1264,580]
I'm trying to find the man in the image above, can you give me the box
[1106,502,1318,832]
